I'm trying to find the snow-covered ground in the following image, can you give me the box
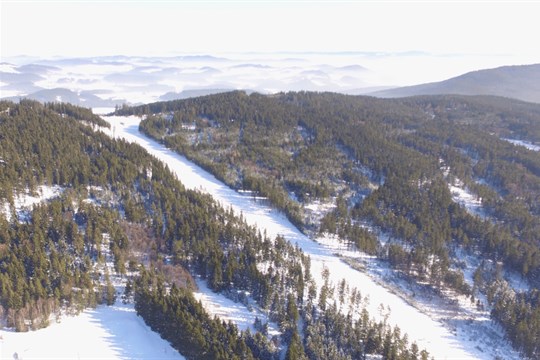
[193,279,280,338]
[98,114,523,360]
[502,138,540,152]
[0,301,184,360]
[449,181,486,218]
[441,159,486,219]
[2,111,522,359]
[1,237,184,360]
[1,185,64,222]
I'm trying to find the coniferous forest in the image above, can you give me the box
[0,99,428,359]
[116,91,540,358]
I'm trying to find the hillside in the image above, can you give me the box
[120,91,540,358]
[0,100,432,359]
[372,64,540,103]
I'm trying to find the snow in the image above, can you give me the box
[1,184,185,360]
[1,185,64,222]
[100,114,523,360]
[449,182,485,218]
[340,241,520,360]
[502,138,540,151]
[13,185,63,210]
[92,107,115,115]
[441,160,486,218]
[193,279,280,337]
[0,302,184,360]
[2,112,520,359]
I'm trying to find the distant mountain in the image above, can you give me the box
[343,86,395,95]
[372,64,540,103]
[5,88,125,107]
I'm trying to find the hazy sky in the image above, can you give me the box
[2,0,540,62]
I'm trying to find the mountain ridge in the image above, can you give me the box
[371,63,540,103]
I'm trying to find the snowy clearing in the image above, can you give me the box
[0,301,184,360]
[193,279,280,338]
[502,138,540,151]
[448,181,486,219]
[1,185,64,222]
[98,114,523,360]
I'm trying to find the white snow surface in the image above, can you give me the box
[14,185,63,210]
[1,207,185,360]
[0,302,184,360]
[449,182,485,218]
[1,185,64,222]
[193,279,280,337]
[503,138,540,151]
[99,114,522,360]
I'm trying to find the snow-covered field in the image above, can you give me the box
[98,114,523,360]
[0,301,184,360]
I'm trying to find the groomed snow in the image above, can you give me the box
[99,114,521,360]
[0,301,184,360]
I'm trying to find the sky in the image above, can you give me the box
[1,0,540,62]
[1,1,540,89]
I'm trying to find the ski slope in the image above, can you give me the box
[100,113,521,360]
[0,301,184,360]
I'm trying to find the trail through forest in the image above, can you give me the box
[102,113,500,360]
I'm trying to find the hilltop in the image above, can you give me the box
[372,64,540,103]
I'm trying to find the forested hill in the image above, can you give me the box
[0,99,430,359]
[371,64,540,103]
[120,91,540,358]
